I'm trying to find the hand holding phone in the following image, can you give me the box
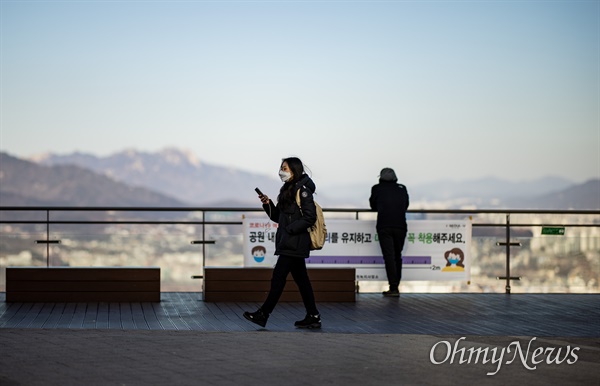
[255,187,269,204]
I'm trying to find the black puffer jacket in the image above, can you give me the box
[263,174,317,258]
[369,180,410,231]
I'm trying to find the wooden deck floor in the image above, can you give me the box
[1,292,598,336]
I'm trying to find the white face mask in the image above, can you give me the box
[279,170,292,182]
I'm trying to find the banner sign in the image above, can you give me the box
[243,219,471,282]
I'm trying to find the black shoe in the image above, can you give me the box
[294,314,321,329]
[382,289,400,297]
[243,309,268,327]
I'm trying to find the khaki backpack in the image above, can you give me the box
[295,189,327,250]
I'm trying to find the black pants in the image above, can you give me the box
[261,255,319,315]
[377,227,407,289]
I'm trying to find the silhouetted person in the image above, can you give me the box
[369,168,409,297]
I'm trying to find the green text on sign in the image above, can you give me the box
[541,227,565,235]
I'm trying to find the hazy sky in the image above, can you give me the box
[1,0,598,188]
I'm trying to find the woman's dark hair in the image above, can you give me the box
[278,157,305,208]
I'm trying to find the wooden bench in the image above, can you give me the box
[204,267,356,302]
[5,267,161,302]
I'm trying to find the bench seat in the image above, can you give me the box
[204,267,355,302]
[6,267,161,302]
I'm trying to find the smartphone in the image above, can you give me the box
[254,187,264,196]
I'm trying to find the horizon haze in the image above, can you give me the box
[1,1,598,187]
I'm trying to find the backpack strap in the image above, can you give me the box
[295,188,303,212]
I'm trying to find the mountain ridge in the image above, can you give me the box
[1,149,597,209]
[0,152,187,207]
[32,148,282,206]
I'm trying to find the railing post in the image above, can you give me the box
[505,214,511,294]
[190,210,216,283]
[46,210,50,267]
[35,209,60,266]
[496,213,521,294]
[202,210,206,275]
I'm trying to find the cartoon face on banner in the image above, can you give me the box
[251,245,267,263]
[442,248,465,272]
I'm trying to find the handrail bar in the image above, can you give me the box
[0,206,599,215]
[0,221,242,225]
[0,221,597,227]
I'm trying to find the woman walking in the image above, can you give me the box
[243,157,321,329]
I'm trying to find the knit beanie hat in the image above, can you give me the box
[379,168,397,182]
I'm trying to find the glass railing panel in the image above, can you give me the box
[0,224,48,291]
[0,208,597,293]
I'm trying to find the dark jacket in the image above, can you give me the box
[369,180,410,231]
[263,174,317,258]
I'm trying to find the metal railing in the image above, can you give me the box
[1,206,599,294]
